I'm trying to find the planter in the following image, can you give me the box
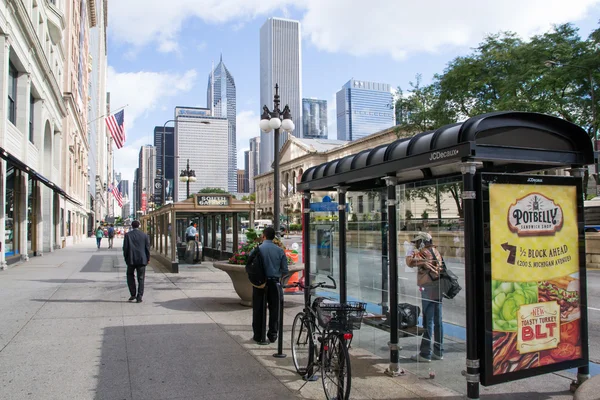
[213,261,303,307]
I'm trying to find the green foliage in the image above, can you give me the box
[198,188,228,194]
[405,210,413,220]
[289,224,302,231]
[421,210,429,219]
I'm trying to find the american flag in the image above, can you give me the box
[111,183,124,208]
[105,110,125,149]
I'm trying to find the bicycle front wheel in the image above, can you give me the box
[291,312,313,375]
[321,334,351,400]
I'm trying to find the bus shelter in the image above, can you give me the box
[297,111,594,398]
[141,194,254,273]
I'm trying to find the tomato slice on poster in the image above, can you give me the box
[550,343,576,361]
[560,321,580,346]
[539,355,555,366]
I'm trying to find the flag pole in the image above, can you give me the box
[87,104,129,126]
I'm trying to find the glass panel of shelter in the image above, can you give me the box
[395,178,466,379]
[307,178,467,380]
[309,194,340,300]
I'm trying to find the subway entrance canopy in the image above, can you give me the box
[296,112,595,399]
[298,111,594,192]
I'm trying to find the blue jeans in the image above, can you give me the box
[420,298,443,359]
[96,238,102,248]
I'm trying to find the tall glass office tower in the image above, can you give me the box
[336,80,395,141]
[302,98,328,139]
[207,56,237,192]
[259,17,302,174]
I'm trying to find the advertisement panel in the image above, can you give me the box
[480,174,588,386]
[141,193,147,212]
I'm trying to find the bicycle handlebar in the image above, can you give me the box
[284,275,337,290]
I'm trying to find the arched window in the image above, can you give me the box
[292,171,297,194]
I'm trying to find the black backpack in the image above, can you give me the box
[245,246,267,289]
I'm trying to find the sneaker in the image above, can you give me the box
[410,354,431,362]
[432,353,444,360]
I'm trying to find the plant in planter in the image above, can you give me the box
[228,228,294,265]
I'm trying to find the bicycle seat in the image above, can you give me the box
[312,297,335,309]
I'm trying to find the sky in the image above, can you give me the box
[106,0,600,192]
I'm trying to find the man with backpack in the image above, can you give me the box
[107,224,115,249]
[248,227,288,343]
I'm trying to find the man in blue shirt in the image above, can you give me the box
[185,222,198,242]
[251,227,288,343]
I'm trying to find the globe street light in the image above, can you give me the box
[259,84,295,233]
[179,158,197,199]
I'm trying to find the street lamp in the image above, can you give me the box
[179,158,197,199]
[259,84,295,233]
[545,60,598,187]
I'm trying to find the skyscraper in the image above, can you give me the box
[337,79,395,141]
[302,98,328,139]
[118,180,129,199]
[153,126,175,203]
[248,136,261,193]
[207,56,237,192]
[174,107,228,201]
[259,17,302,174]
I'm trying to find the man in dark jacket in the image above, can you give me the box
[107,224,115,249]
[251,227,288,343]
[123,220,150,303]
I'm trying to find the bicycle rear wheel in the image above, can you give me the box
[321,334,351,400]
[291,312,313,375]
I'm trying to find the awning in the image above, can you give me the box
[298,111,595,191]
[0,146,83,206]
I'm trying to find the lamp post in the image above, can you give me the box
[179,158,197,199]
[545,60,598,188]
[259,84,295,233]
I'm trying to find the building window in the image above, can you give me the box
[8,62,17,124]
[67,211,71,236]
[358,196,364,214]
[29,95,35,143]
[60,208,65,237]
[369,195,375,212]
[4,165,18,257]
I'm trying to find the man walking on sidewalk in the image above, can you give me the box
[250,227,288,343]
[123,220,150,303]
[107,224,115,249]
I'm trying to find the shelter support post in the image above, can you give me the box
[302,192,311,309]
[380,188,389,315]
[335,186,349,303]
[568,167,590,390]
[233,213,238,253]
[462,162,482,399]
[382,176,401,377]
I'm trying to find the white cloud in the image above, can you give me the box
[236,110,259,167]
[107,66,198,130]
[109,0,599,59]
[301,0,600,60]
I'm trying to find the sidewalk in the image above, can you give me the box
[0,239,462,400]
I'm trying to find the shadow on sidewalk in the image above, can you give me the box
[31,299,126,304]
[27,279,99,284]
[94,323,294,400]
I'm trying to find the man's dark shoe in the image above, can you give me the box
[268,335,277,343]
[136,297,143,303]
[128,296,136,301]
[251,337,261,343]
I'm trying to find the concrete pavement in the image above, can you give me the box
[0,238,461,400]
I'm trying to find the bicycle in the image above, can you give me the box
[286,275,366,400]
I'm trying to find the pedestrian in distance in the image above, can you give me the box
[95,226,104,249]
[107,224,115,249]
[123,220,150,303]
[405,232,444,362]
[250,227,288,343]
[185,221,198,242]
